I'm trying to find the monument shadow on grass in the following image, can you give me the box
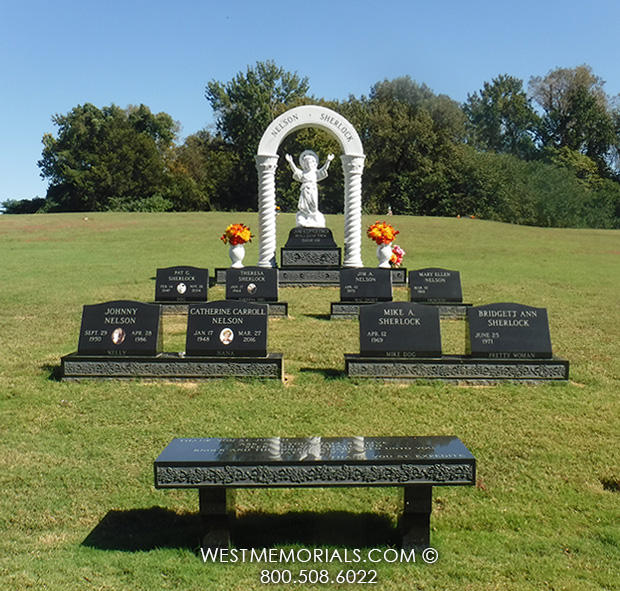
[82,507,396,552]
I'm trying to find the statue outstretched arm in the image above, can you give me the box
[285,154,302,176]
[319,153,335,173]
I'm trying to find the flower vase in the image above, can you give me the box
[229,243,245,268]
[376,242,393,268]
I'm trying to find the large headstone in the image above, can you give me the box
[77,300,162,356]
[340,268,392,302]
[280,227,341,268]
[359,302,442,358]
[226,267,278,302]
[185,301,268,357]
[467,303,552,358]
[155,266,208,302]
[409,268,463,303]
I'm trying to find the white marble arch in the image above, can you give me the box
[255,105,365,267]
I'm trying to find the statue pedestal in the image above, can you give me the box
[280,227,341,269]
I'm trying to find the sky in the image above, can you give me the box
[2,0,620,202]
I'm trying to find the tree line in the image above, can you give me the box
[4,60,620,229]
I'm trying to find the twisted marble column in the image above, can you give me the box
[341,155,365,267]
[255,155,279,267]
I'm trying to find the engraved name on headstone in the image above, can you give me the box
[359,302,442,357]
[226,267,278,302]
[467,303,552,358]
[284,227,337,248]
[77,300,162,356]
[340,268,392,302]
[409,268,463,303]
[155,266,209,302]
[185,300,268,357]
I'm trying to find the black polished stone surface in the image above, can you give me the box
[340,268,392,302]
[155,436,474,465]
[359,302,442,358]
[226,267,278,302]
[467,302,552,359]
[409,268,463,303]
[185,300,268,357]
[155,266,208,302]
[77,300,162,356]
[284,227,338,248]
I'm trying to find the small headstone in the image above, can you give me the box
[340,268,392,302]
[226,267,278,302]
[467,303,552,358]
[409,268,463,303]
[359,302,442,357]
[77,300,162,356]
[155,266,208,302]
[186,300,268,357]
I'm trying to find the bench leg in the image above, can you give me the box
[199,487,235,549]
[399,485,432,550]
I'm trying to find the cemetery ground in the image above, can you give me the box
[0,211,618,591]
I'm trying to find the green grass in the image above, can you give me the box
[1,211,619,590]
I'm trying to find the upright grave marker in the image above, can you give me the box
[186,301,268,357]
[155,266,209,303]
[409,268,470,318]
[331,268,392,319]
[77,300,162,356]
[359,302,442,358]
[225,267,287,316]
[61,300,283,381]
[346,301,568,383]
[466,303,552,358]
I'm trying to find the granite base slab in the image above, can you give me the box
[215,268,407,287]
[345,354,569,383]
[158,301,288,317]
[61,352,284,381]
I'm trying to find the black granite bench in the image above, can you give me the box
[154,436,476,549]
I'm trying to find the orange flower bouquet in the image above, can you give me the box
[366,221,399,245]
[221,223,253,246]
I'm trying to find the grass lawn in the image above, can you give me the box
[0,211,619,590]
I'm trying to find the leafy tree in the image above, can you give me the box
[38,103,178,211]
[529,65,616,174]
[348,77,466,215]
[205,60,310,210]
[463,74,539,157]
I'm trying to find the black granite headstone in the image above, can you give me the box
[340,268,393,302]
[284,227,338,248]
[409,268,463,303]
[467,303,552,358]
[155,266,208,302]
[226,267,278,302]
[359,302,442,357]
[77,300,162,356]
[185,300,268,357]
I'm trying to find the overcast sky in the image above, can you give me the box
[2,0,619,202]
